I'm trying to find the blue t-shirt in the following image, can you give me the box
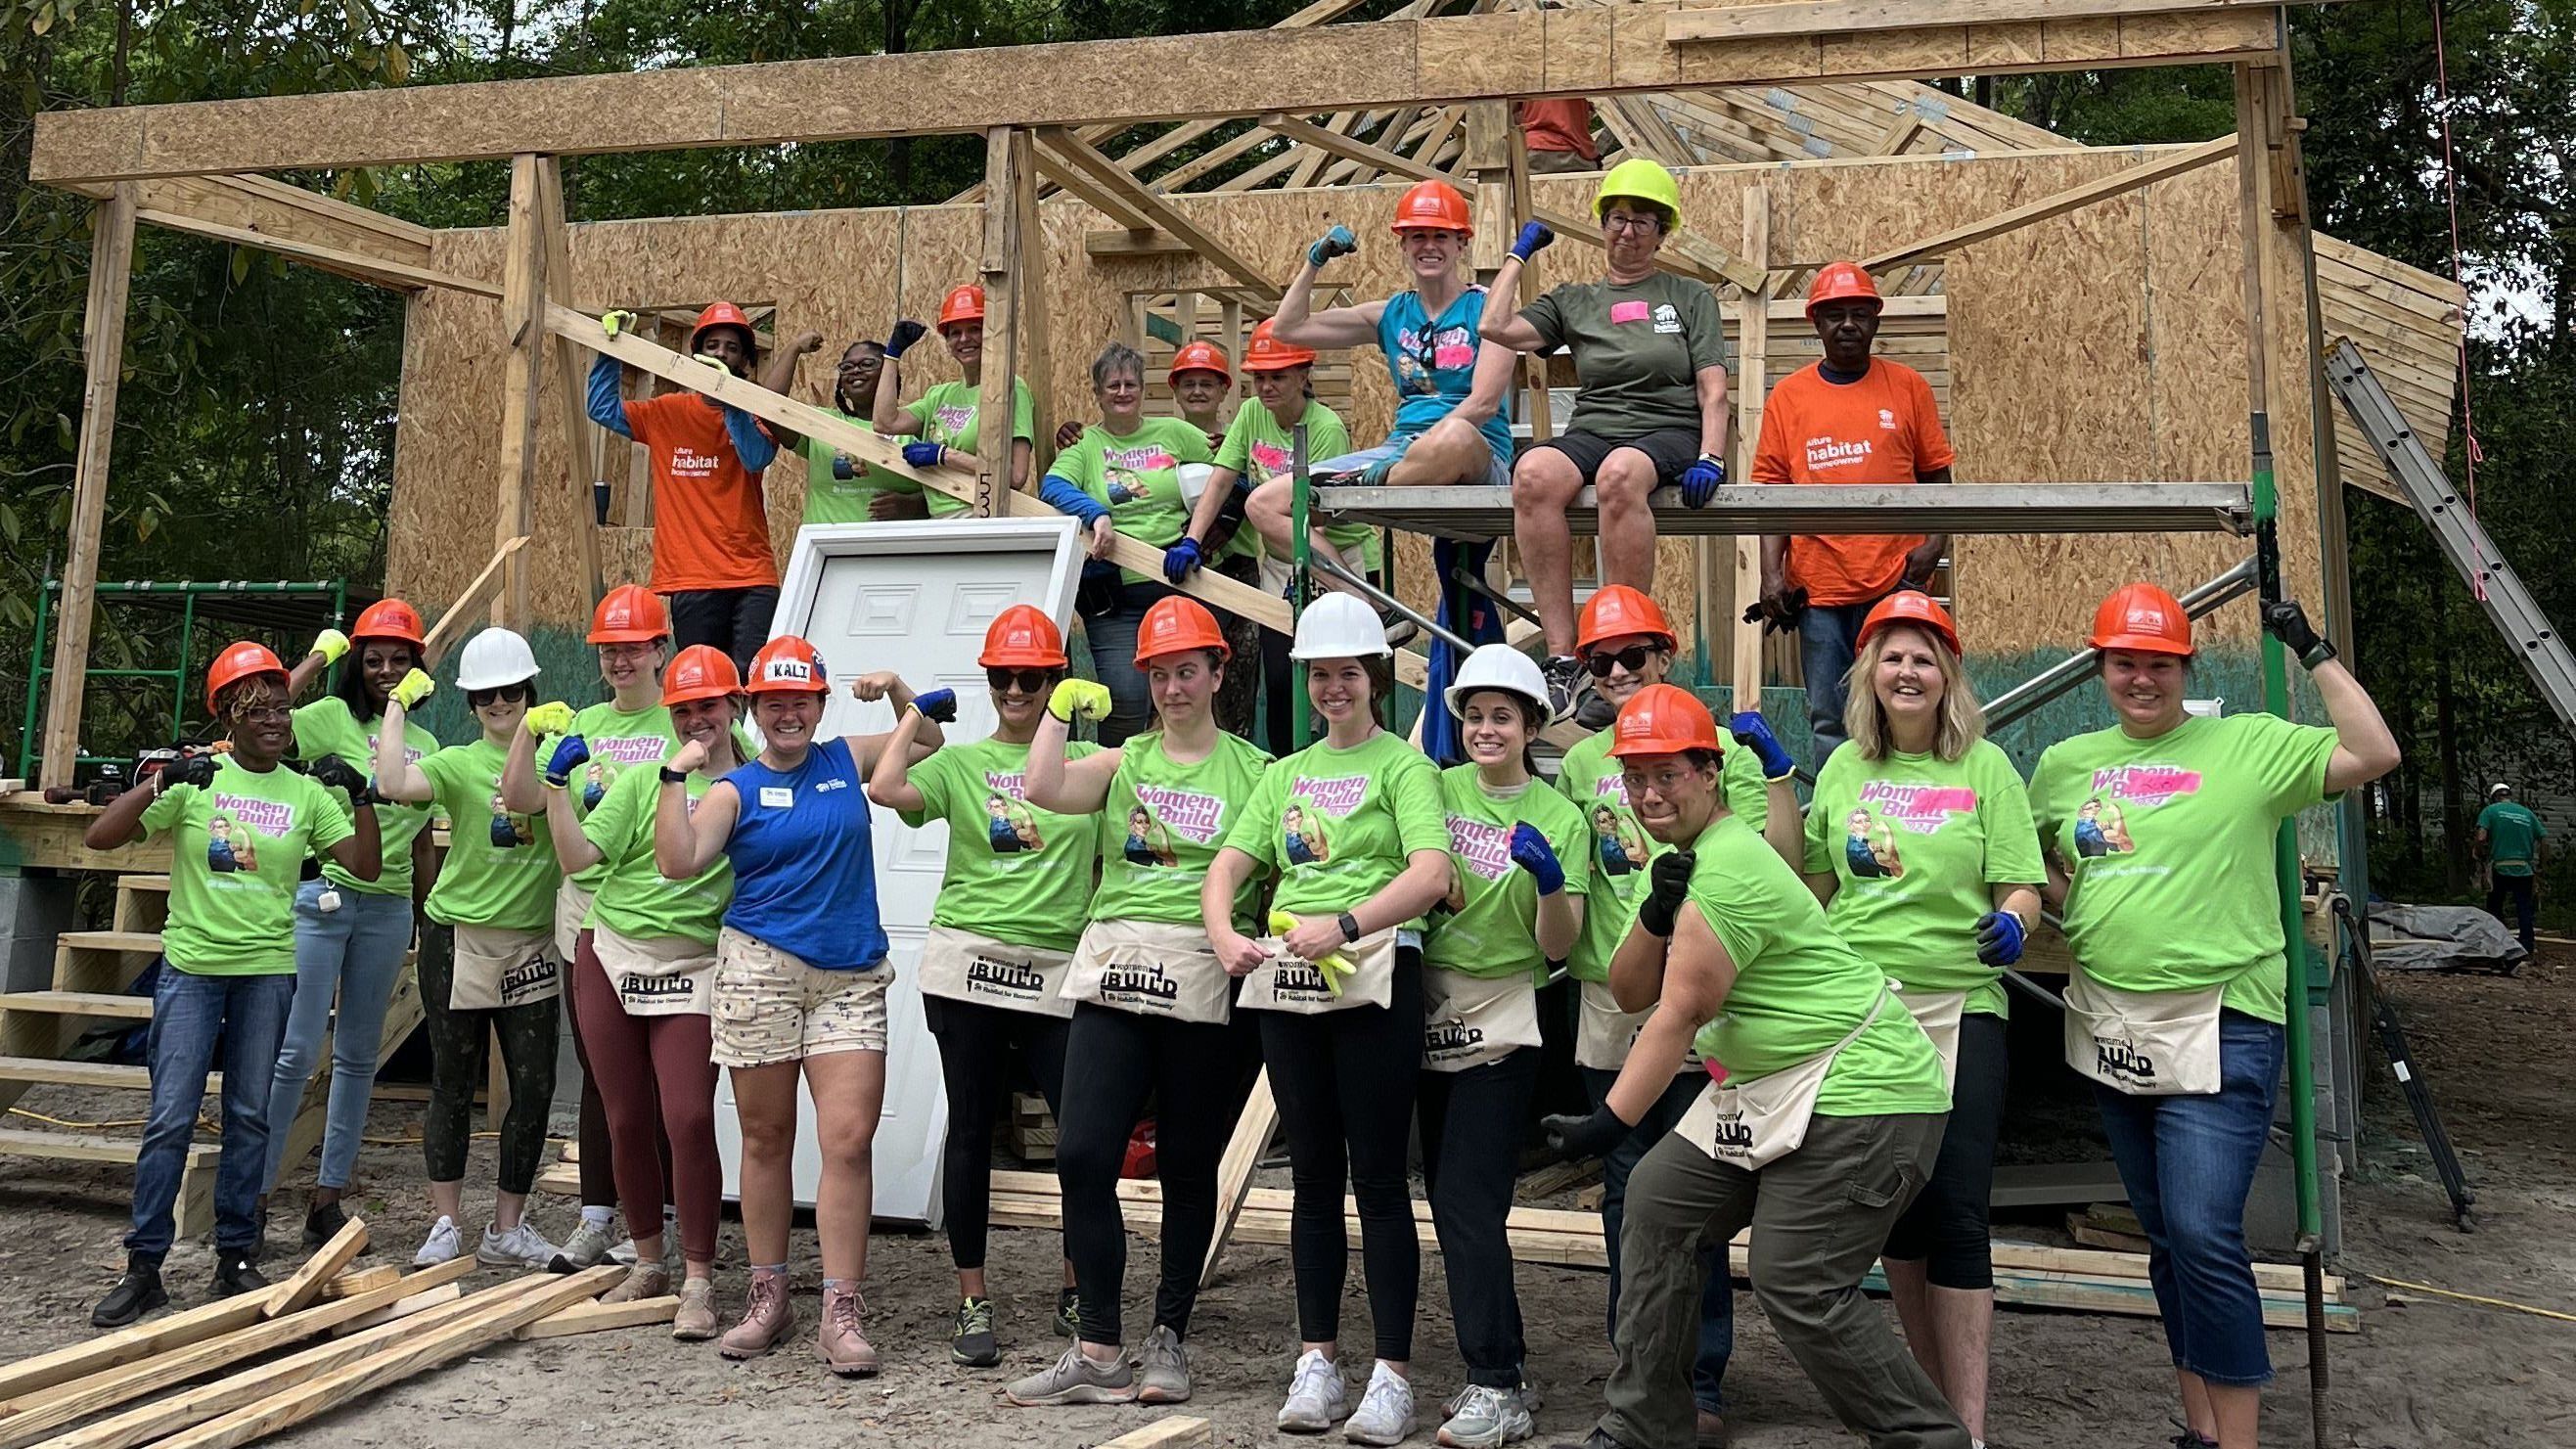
[720,737,888,970]
[1378,287,1513,461]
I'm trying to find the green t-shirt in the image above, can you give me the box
[1683,813,1951,1117]
[292,697,436,899]
[536,701,678,895]
[1222,730,1449,928]
[1423,765,1592,980]
[2478,799,2545,876]
[909,377,1036,519]
[796,409,913,523]
[898,737,1105,953]
[1802,741,2044,1018]
[417,738,563,932]
[579,762,733,946]
[1520,271,1728,441]
[1046,417,1216,582]
[1094,729,1275,932]
[1214,397,1373,567]
[1556,724,1770,982]
[144,757,354,975]
[2030,712,2338,1025]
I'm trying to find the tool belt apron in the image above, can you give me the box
[918,926,1078,1019]
[1895,989,1968,1095]
[1237,926,1401,1015]
[1423,967,1542,1072]
[590,924,714,1018]
[551,881,596,967]
[1676,984,1893,1171]
[1064,919,1236,1025]
[448,925,562,1011]
[1574,978,1702,1074]
[2060,968,2225,1096]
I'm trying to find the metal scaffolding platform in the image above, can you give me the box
[1311,482,2255,542]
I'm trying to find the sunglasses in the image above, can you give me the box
[466,685,533,708]
[1583,645,1660,678]
[987,667,1058,696]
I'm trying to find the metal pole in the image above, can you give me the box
[1290,422,1311,750]
[1312,554,1473,655]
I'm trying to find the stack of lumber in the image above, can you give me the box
[1009,1092,1057,1163]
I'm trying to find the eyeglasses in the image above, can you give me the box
[1620,764,1705,799]
[1583,645,1659,678]
[987,667,1057,696]
[1602,213,1663,234]
[230,703,291,723]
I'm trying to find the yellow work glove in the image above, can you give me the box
[522,701,576,739]
[390,668,435,709]
[1269,910,1353,997]
[1048,678,1112,724]
[601,309,634,339]
[309,628,350,666]
[694,352,731,376]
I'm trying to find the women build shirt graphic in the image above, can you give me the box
[902,737,1100,954]
[1124,784,1226,869]
[2071,765,2197,866]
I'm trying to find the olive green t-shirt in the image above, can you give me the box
[795,409,914,523]
[537,701,678,895]
[1556,723,1770,982]
[292,697,436,898]
[1222,730,1449,929]
[899,736,1104,953]
[1520,271,1728,440]
[1094,729,1275,933]
[909,378,1036,519]
[1214,397,1373,566]
[144,757,355,975]
[1046,418,1217,582]
[1423,764,1592,980]
[578,762,734,946]
[417,738,562,932]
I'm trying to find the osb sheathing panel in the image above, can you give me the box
[389,150,2322,661]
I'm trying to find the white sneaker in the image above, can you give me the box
[1278,1348,1349,1433]
[1435,1383,1532,1448]
[413,1216,464,1267]
[552,1219,618,1272]
[478,1220,560,1268]
[1346,1361,1417,1446]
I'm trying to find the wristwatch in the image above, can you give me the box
[2301,636,2338,670]
[658,766,689,785]
[1336,911,1361,944]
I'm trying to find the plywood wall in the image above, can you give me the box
[388,147,2320,662]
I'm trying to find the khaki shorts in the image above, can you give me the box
[711,928,892,1067]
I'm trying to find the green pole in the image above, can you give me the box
[1289,422,1312,750]
[20,579,53,781]
[2251,412,2323,1250]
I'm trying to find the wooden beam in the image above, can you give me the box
[534,158,606,606]
[1198,1071,1277,1289]
[261,1216,369,1318]
[1013,129,1054,458]
[38,182,135,792]
[1531,204,1767,294]
[1098,1418,1216,1449]
[129,209,496,296]
[1732,186,1771,711]
[975,127,1023,521]
[316,1265,401,1300]
[1257,111,1454,185]
[1033,128,1283,302]
[0,1291,269,1405]
[1085,229,1198,258]
[513,1294,678,1339]
[1667,0,2312,42]
[421,536,531,666]
[330,1282,462,1336]
[1860,136,2237,272]
[490,156,546,629]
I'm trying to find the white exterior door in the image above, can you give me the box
[713,518,1083,1223]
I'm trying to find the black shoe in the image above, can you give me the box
[211,1253,269,1298]
[1375,603,1419,650]
[1055,1286,1080,1338]
[950,1296,1000,1368]
[301,1199,348,1248]
[1542,655,1585,726]
[92,1258,167,1328]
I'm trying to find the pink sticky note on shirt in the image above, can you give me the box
[1609,299,1651,325]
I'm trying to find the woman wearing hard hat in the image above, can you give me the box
[1200,592,1453,1445]
[1787,591,2042,1445]
[871,283,1039,515]
[254,601,436,1252]
[534,644,746,1341]
[1543,684,1968,1449]
[1167,340,1236,449]
[585,301,781,669]
[758,334,931,523]
[1036,341,1220,747]
[1413,643,1591,1447]
[1010,596,1274,1410]
[651,635,943,1375]
[84,643,382,1327]
[865,606,1096,1370]
[1465,158,1734,727]
[372,627,567,1272]
[2030,585,2397,1449]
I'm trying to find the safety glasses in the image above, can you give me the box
[466,684,533,708]
[1583,645,1659,678]
[987,667,1057,696]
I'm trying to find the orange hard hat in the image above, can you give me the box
[937,285,986,328]
[745,635,830,694]
[691,300,757,354]
[1134,596,1231,666]
[1607,683,1724,760]
[1857,590,1961,657]
[1168,340,1232,384]
[980,605,1069,669]
[2089,582,2194,657]
[1390,179,1473,236]
[205,641,289,710]
[350,599,427,648]
[1577,584,1678,654]
[588,583,671,645]
[661,645,744,706]
[1242,318,1317,373]
[1804,261,1881,319]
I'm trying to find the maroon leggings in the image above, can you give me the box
[571,936,721,1264]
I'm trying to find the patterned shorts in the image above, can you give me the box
[710,928,891,1067]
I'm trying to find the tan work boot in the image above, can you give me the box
[673,1277,718,1341]
[601,1262,669,1304]
[719,1269,794,1359]
[816,1280,880,1377]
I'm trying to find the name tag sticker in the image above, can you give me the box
[759,787,793,808]
[1609,299,1651,325]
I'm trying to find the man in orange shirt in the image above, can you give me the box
[1752,262,1954,760]
[586,302,782,670]
[1518,99,1599,175]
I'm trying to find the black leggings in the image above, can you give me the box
[923,993,1071,1273]
[418,925,559,1193]
[1420,1045,1540,1386]
[1057,1000,1261,1342]
[1258,953,1424,1361]
[1880,1012,2009,1290]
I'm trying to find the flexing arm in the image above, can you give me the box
[1536,884,1583,964]
[499,718,549,816]
[373,696,436,803]
[1021,710,1121,815]
[83,771,163,850]
[2315,657,2402,793]
[1454,340,1524,428]
[1760,779,1803,869]
[863,706,933,814]
[1602,906,1737,1122]
[655,763,738,880]
[756,331,823,450]
[844,673,945,774]
[1272,248,1384,350]
[586,353,634,438]
[871,350,925,437]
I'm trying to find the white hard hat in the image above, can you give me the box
[454,627,542,691]
[2491,782,2512,796]
[1444,643,1548,721]
[1175,462,1214,506]
[1289,592,1391,660]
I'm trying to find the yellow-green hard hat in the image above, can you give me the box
[1593,158,1684,227]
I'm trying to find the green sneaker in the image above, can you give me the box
[1055,1286,1080,1338]
[951,1296,1000,1368]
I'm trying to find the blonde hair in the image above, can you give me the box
[1841,623,1987,762]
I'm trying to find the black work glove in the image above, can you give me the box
[2262,599,2335,669]
[1541,1104,1637,1162]
[308,756,372,803]
[1636,849,1695,938]
[885,319,929,359]
[165,752,221,791]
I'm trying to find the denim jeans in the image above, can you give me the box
[264,882,414,1192]
[128,963,294,1258]
[1584,1064,1734,1414]
[1797,599,1879,762]
[1081,583,1172,749]
[2092,1009,2285,1387]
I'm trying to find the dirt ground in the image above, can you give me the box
[6,948,2573,1449]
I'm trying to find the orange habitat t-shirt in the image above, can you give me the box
[1751,359,1955,606]
[1518,99,1599,160]
[623,392,779,592]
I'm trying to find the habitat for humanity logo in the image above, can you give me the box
[1855,781,1976,835]
[2089,765,2203,809]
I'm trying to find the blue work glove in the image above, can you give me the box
[901,440,948,469]
[1509,822,1565,895]
[1307,224,1357,269]
[1975,910,2028,967]
[543,735,590,790]
[1728,710,1796,782]
[1510,221,1555,262]
[913,688,958,723]
[1162,536,1205,584]
[1680,454,1726,509]
[885,319,928,359]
